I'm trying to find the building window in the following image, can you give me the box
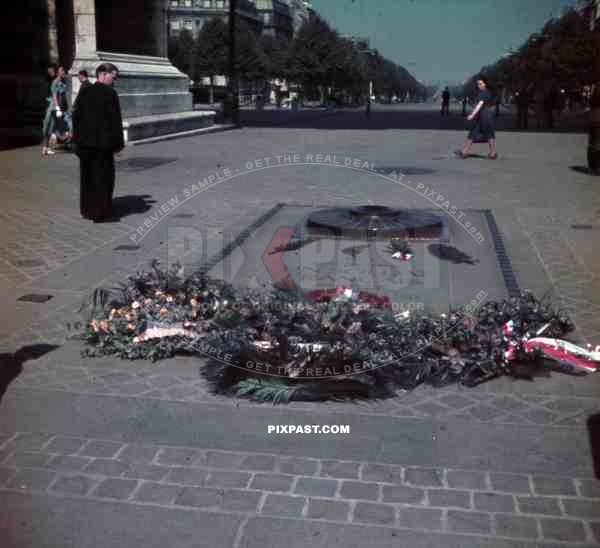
[184,19,194,30]
[170,1,179,7]
[171,20,182,29]
[184,0,192,6]
[215,0,224,8]
[203,0,212,7]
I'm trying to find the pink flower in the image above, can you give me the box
[127,323,136,331]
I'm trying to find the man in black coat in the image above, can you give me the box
[72,63,124,222]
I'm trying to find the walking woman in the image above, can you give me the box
[457,76,498,159]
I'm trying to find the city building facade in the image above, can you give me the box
[168,0,262,37]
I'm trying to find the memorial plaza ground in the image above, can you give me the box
[0,104,599,547]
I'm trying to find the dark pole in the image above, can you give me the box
[228,0,239,126]
[588,1,600,174]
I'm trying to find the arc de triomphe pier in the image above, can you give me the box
[1,0,215,147]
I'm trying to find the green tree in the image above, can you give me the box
[168,30,196,77]
[193,18,228,105]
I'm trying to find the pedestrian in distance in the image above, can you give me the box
[441,86,450,116]
[515,88,530,130]
[72,63,124,223]
[41,64,57,156]
[50,65,72,147]
[462,96,467,116]
[457,75,498,159]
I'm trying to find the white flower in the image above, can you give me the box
[132,301,141,309]
[343,288,353,298]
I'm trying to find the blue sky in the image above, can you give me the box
[310,0,580,85]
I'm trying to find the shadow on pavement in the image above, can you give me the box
[110,194,156,220]
[0,344,59,402]
[570,166,600,176]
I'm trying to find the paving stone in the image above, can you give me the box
[117,444,161,463]
[362,463,404,484]
[84,458,129,477]
[79,440,124,458]
[174,486,222,508]
[320,460,360,479]
[494,514,539,539]
[205,470,251,489]
[427,488,470,508]
[92,478,138,500]
[540,518,587,542]
[531,476,577,497]
[525,408,559,424]
[133,482,183,504]
[278,457,318,476]
[0,466,17,486]
[156,447,200,466]
[561,498,600,519]
[307,498,350,521]
[490,473,532,494]
[3,451,51,468]
[404,468,443,487]
[49,474,98,496]
[517,496,562,516]
[6,469,56,491]
[398,507,443,531]
[44,436,87,454]
[340,481,379,501]
[122,463,170,481]
[45,455,91,472]
[468,405,506,421]
[437,393,475,410]
[488,395,530,412]
[446,510,492,535]
[198,450,244,469]
[220,489,262,512]
[294,477,338,498]
[446,470,487,490]
[4,433,53,452]
[262,494,306,517]
[250,473,293,492]
[166,467,209,486]
[146,376,183,389]
[413,402,451,417]
[382,484,425,504]
[578,479,600,498]
[473,492,515,513]
[238,454,277,472]
[353,502,395,525]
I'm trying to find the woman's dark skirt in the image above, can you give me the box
[468,107,496,142]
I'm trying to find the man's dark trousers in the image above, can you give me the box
[78,147,115,220]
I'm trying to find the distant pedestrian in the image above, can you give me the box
[462,96,467,116]
[72,63,124,222]
[41,64,57,156]
[441,87,450,116]
[457,75,497,159]
[515,88,530,130]
[51,66,72,145]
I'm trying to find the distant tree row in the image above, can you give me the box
[463,6,594,101]
[168,13,424,104]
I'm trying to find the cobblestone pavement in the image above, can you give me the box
[1,107,599,547]
[1,431,599,545]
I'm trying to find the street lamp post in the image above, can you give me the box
[227,0,240,126]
